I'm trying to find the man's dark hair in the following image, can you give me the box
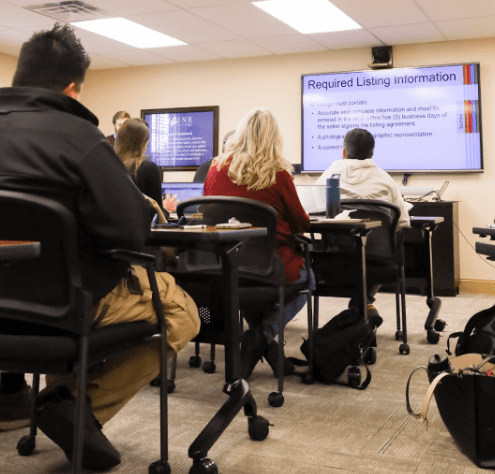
[12,23,90,93]
[112,111,131,125]
[343,128,375,160]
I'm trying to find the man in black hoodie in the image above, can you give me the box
[0,23,199,470]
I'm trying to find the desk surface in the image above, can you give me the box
[473,226,495,239]
[150,226,267,246]
[309,218,381,232]
[0,240,40,261]
[410,216,444,226]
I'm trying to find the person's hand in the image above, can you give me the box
[163,193,179,212]
[143,195,167,223]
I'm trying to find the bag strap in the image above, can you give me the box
[353,364,371,390]
[456,304,495,354]
[406,366,451,425]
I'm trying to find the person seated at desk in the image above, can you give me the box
[316,128,410,323]
[204,107,315,380]
[115,118,168,220]
[0,23,200,470]
[115,117,178,267]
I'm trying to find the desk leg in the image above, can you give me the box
[187,242,270,470]
[221,242,241,384]
[355,233,368,321]
[423,228,443,336]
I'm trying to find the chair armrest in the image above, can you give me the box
[293,234,311,246]
[104,249,156,265]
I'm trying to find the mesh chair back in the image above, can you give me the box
[0,190,88,333]
[176,196,282,281]
[341,199,400,260]
[318,199,400,262]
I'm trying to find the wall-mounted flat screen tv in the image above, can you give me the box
[301,63,483,174]
[141,106,219,170]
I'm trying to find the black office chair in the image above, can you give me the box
[310,199,410,355]
[0,190,170,474]
[173,196,314,408]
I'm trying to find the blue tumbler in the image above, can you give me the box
[326,174,340,218]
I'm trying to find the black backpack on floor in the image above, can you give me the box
[297,309,376,388]
[448,304,495,357]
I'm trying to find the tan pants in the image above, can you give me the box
[45,265,200,424]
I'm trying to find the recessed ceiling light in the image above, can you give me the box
[253,0,362,34]
[72,18,186,48]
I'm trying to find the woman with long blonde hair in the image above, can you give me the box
[204,108,315,379]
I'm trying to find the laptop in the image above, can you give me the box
[434,181,449,201]
[295,185,326,214]
[162,182,204,219]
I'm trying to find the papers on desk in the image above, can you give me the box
[310,209,362,223]
[310,217,363,223]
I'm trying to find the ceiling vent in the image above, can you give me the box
[25,1,108,23]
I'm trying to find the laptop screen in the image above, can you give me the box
[295,185,326,214]
[162,182,204,203]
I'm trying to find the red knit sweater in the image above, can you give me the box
[204,159,310,284]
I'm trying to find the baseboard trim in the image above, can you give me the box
[460,279,495,295]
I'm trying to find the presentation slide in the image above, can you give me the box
[143,110,216,168]
[302,64,482,173]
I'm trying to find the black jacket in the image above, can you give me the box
[0,87,151,300]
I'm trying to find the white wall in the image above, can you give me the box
[2,37,495,284]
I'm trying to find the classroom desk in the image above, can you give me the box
[149,226,269,471]
[309,218,382,324]
[0,240,40,262]
[473,226,495,259]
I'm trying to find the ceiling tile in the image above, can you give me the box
[72,0,179,16]
[310,29,384,50]
[331,0,429,28]
[152,44,222,62]
[0,2,58,28]
[370,23,447,45]
[132,9,240,44]
[415,0,495,22]
[190,3,297,38]
[251,34,326,55]
[101,48,176,66]
[200,39,272,58]
[437,16,495,40]
[87,53,133,69]
[168,0,251,6]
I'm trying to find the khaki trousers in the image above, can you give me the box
[45,265,200,424]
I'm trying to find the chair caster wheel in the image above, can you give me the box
[427,330,440,344]
[150,375,160,387]
[190,458,218,474]
[149,459,171,474]
[395,330,403,341]
[17,435,35,456]
[434,319,446,332]
[301,372,314,385]
[167,379,176,394]
[202,361,216,374]
[399,343,410,355]
[363,348,377,365]
[189,355,202,368]
[268,391,284,407]
[248,415,270,441]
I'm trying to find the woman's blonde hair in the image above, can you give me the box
[214,108,292,190]
[115,118,149,177]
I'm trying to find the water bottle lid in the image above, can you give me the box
[427,353,449,372]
